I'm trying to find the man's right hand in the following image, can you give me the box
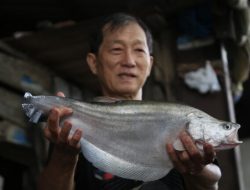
[43,92,82,161]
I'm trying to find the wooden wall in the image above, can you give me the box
[0,50,84,190]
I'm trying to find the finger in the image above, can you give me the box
[57,107,73,117]
[56,91,65,97]
[69,129,82,148]
[43,125,53,140]
[180,132,203,163]
[177,150,204,175]
[166,144,187,174]
[59,121,72,143]
[47,108,60,139]
[178,150,195,172]
[203,143,216,165]
[179,132,206,174]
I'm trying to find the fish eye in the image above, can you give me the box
[223,123,232,130]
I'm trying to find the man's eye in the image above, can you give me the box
[110,48,122,54]
[135,48,145,53]
[112,48,122,51]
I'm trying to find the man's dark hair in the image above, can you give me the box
[89,13,153,55]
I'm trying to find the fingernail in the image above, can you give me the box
[76,129,82,136]
[64,121,72,128]
[51,109,57,118]
[66,108,73,113]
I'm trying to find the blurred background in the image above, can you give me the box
[0,0,250,189]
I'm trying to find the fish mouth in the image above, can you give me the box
[214,128,243,151]
[214,142,241,151]
[195,140,242,151]
[227,127,243,144]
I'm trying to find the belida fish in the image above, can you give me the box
[22,92,242,182]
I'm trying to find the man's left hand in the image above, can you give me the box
[166,131,216,175]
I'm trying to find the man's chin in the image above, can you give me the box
[114,87,140,98]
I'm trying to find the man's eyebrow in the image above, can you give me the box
[110,39,146,45]
[110,40,124,45]
[133,39,147,46]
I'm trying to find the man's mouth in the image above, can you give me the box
[118,73,136,79]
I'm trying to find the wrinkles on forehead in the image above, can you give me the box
[101,22,149,51]
[110,39,147,47]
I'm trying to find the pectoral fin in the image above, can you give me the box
[173,123,190,151]
[173,139,185,151]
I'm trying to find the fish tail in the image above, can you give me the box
[24,92,32,99]
[22,103,45,123]
[22,92,47,123]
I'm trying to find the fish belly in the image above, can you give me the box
[69,110,186,181]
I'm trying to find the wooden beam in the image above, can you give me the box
[0,87,27,128]
[0,52,52,94]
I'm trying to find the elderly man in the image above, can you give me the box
[37,13,221,190]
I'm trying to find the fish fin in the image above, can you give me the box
[92,96,123,103]
[173,139,185,151]
[29,110,44,123]
[173,123,190,151]
[80,139,169,182]
[195,141,204,151]
[22,103,35,118]
[24,92,33,99]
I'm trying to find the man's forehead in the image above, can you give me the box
[102,22,147,41]
[102,21,144,35]
[103,20,136,31]
[109,39,147,46]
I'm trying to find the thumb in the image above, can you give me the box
[56,91,65,97]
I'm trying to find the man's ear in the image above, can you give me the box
[147,56,154,77]
[86,53,98,75]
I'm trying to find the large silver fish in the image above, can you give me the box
[22,92,242,182]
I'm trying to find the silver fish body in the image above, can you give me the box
[22,92,242,182]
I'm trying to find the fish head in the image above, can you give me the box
[187,112,242,151]
[204,121,242,151]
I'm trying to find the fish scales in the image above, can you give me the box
[22,92,242,182]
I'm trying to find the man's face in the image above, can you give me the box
[87,22,153,99]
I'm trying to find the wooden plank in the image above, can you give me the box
[0,120,30,147]
[0,52,52,94]
[220,44,245,190]
[0,87,27,127]
[240,138,250,189]
[0,141,36,167]
[0,120,38,175]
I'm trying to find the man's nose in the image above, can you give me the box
[122,50,136,67]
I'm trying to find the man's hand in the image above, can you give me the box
[43,92,82,161]
[166,131,215,174]
[166,131,221,190]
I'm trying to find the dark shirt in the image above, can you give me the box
[74,154,185,190]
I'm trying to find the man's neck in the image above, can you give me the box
[102,89,142,100]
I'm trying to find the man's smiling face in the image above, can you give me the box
[87,22,153,99]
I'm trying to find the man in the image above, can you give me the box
[37,13,221,190]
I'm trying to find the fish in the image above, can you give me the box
[21,92,242,182]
